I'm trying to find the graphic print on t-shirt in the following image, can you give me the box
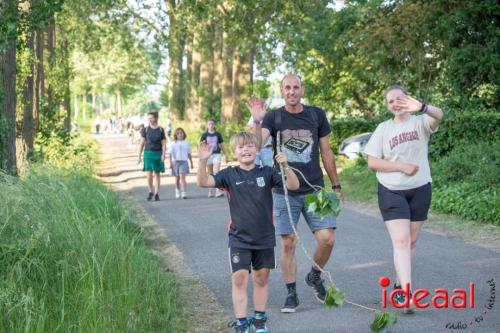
[389,130,420,150]
[281,129,313,164]
[206,135,219,150]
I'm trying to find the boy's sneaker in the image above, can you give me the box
[228,320,249,333]
[280,291,299,313]
[305,271,326,303]
[175,189,180,198]
[250,313,268,333]
[147,192,154,201]
[208,189,214,198]
[181,192,187,199]
[215,189,224,197]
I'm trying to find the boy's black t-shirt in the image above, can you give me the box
[213,166,283,249]
[200,131,224,154]
[140,126,166,151]
[262,105,331,195]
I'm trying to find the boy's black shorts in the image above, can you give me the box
[377,182,432,222]
[229,247,276,273]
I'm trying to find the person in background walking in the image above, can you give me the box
[168,127,193,199]
[364,85,443,313]
[137,111,167,201]
[245,116,274,167]
[200,118,229,198]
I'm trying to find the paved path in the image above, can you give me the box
[98,134,499,333]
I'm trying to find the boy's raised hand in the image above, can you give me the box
[198,141,213,161]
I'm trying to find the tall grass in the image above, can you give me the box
[0,135,187,332]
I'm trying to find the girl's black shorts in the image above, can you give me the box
[377,182,432,222]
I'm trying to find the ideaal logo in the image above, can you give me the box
[445,279,496,330]
[379,276,475,309]
[378,277,496,330]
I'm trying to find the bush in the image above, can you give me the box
[329,116,388,151]
[429,112,500,159]
[329,112,500,160]
[432,183,499,225]
[432,141,499,190]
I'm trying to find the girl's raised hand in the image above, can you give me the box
[394,95,423,113]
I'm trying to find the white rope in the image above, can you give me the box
[277,131,378,312]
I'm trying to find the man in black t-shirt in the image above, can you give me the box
[197,132,299,333]
[248,74,344,313]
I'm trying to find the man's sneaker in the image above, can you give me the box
[147,192,154,201]
[175,189,180,198]
[280,291,299,313]
[181,192,187,199]
[305,271,326,303]
[228,320,249,333]
[250,313,268,333]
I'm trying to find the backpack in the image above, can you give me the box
[271,106,319,166]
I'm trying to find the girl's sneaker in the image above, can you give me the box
[175,189,180,198]
[228,319,249,333]
[181,192,187,199]
[250,313,268,333]
[147,192,154,201]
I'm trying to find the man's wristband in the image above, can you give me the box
[332,183,342,190]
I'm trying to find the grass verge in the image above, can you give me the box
[0,135,187,332]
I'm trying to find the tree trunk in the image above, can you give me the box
[115,90,122,116]
[73,94,79,122]
[166,0,185,120]
[92,90,97,116]
[189,32,201,126]
[198,24,214,120]
[230,49,251,124]
[33,30,43,132]
[45,21,56,107]
[184,32,193,117]
[18,32,35,165]
[82,95,86,121]
[1,41,17,175]
[213,22,223,100]
[221,30,233,124]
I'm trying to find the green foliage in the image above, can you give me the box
[428,112,500,159]
[431,141,500,224]
[305,189,342,218]
[324,286,345,309]
[330,115,389,151]
[0,137,187,332]
[251,79,271,99]
[432,183,499,225]
[330,112,500,161]
[34,133,98,173]
[370,311,398,333]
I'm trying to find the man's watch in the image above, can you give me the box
[332,183,342,190]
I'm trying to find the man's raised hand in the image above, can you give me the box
[247,96,267,122]
[198,141,213,161]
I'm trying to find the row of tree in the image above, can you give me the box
[1,0,160,175]
[163,0,498,121]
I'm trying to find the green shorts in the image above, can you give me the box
[143,150,165,173]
